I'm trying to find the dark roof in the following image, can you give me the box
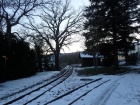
[79,52,102,58]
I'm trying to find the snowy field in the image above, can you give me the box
[0,71,59,99]
[0,65,140,105]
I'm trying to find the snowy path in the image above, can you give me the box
[106,73,140,105]
[0,65,140,105]
[0,71,59,99]
[0,66,73,105]
[92,76,124,105]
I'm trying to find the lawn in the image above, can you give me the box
[76,66,131,76]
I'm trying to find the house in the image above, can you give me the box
[128,42,140,56]
[79,52,102,67]
[118,42,140,62]
[48,54,55,66]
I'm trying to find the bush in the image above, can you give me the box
[102,55,114,67]
[0,32,37,82]
[127,53,138,65]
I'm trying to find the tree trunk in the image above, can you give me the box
[55,52,60,70]
[55,43,60,70]
[112,5,119,71]
[6,24,12,46]
[6,20,12,36]
[124,44,129,65]
[38,54,43,72]
[124,39,129,65]
[113,23,119,70]
[36,45,43,72]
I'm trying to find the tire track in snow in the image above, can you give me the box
[92,76,124,105]
[68,79,110,105]
[1,66,72,105]
[44,78,102,105]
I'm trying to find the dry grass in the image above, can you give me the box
[76,67,130,76]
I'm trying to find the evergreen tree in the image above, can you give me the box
[0,31,37,82]
[104,0,139,66]
[83,0,139,69]
[6,34,37,79]
[83,0,106,68]
[35,44,43,72]
[0,31,9,81]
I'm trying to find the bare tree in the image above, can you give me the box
[26,0,83,70]
[0,0,48,39]
[19,28,51,71]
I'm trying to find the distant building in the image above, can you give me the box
[79,52,102,67]
[118,42,140,61]
[128,42,140,55]
[48,54,55,66]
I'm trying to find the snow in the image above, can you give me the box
[79,52,102,58]
[0,71,59,99]
[0,65,140,105]
[79,52,93,58]
[106,73,140,105]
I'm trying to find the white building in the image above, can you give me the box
[128,42,140,55]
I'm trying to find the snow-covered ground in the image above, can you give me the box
[0,71,59,99]
[0,65,140,105]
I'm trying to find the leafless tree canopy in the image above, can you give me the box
[0,0,48,35]
[0,0,83,70]
[24,0,83,69]
[27,0,83,52]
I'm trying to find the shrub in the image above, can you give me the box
[0,32,37,82]
[127,53,138,65]
[102,55,114,67]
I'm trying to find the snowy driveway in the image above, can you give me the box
[103,73,140,105]
[69,67,140,105]
[0,66,140,105]
[74,71,140,105]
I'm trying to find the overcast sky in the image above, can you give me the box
[71,0,90,9]
[62,0,90,53]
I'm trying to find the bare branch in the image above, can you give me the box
[24,0,84,69]
[0,0,49,35]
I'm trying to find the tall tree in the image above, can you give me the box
[33,37,44,72]
[25,0,83,70]
[104,0,139,66]
[0,0,47,42]
[0,31,37,82]
[83,0,109,68]
[83,0,139,69]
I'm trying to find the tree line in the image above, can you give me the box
[0,0,139,82]
[83,0,140,69]
[0,31,37,82]
[0,0,83,81]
